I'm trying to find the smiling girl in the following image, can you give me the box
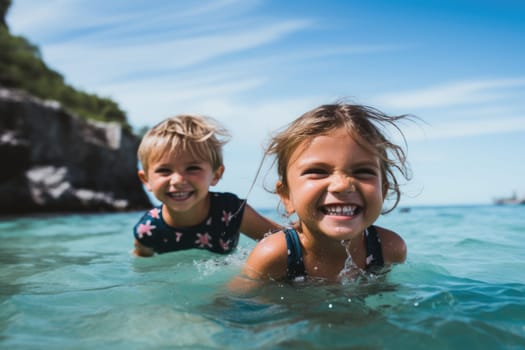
[240,103,413,282]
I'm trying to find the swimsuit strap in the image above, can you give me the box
[365,225,384,268]
[284,228,306,280]
[284,226,384,280]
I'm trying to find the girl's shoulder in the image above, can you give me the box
[251,231,289,260]
[374,225,407,263]
[243,230,289,280]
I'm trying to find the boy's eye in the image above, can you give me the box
[154,167,171,175]
[187,165,203,172]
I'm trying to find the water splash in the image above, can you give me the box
[337,239,364,284]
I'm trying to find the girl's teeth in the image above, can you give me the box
[324,205,356,216]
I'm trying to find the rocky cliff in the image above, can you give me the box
[0,87,151,214]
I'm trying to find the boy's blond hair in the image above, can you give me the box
[138,114,230,173]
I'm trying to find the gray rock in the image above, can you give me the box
[0,87,151,214]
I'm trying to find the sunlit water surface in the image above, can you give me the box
[1,205,524,349]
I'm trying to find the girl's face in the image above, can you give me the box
[278,128,384,242]
[138,150,223,226]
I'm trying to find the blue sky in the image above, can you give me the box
[7,0,525,209]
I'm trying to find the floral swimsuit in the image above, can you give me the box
[134,192,245,254]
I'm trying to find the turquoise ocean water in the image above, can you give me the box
[1,205,524,349]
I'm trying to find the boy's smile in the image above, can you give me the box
[166,191,194,201]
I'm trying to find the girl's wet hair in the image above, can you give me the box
[138,114,230,173]
[266,102,413,213]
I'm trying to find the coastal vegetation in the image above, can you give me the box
[0,0,132,131]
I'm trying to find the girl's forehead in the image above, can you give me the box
[294,129,356,151]
[289,130,378,163]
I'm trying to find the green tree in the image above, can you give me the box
[0,0,132,132]
[0,0,11,29]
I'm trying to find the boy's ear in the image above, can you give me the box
[211,165,225,186]
[276,181,294,214]
[138,170,152,191]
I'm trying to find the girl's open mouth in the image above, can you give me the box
[320,204,360,216]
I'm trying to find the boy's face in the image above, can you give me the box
[138,149,224,225]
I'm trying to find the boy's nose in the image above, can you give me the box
[170,173,186,185]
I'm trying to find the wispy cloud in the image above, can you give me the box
[12,0,310,92]
[375,78,525,141]
[405,116,525,142]
[8,0,263,41]
[110,74,327,142]
[378,78,525,109]
[41,19,310,84]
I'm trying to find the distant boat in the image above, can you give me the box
[494,192,525,205]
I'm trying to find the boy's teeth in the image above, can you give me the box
[170,192,191,199]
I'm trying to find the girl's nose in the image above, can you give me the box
[328,174,355,193]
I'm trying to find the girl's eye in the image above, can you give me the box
[354,167,378,178]
[302,168,328,177]
[187,166,202,172]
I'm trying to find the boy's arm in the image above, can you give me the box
[133,239,155,257]
[239,204,280,240]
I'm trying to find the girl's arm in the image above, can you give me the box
[239,203,280,240]
[228,232,288,294]
[241,232,288,280]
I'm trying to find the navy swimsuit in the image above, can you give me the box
[133,192,245,254]
[285,226,385,280]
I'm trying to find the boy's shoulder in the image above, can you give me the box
[209,191,245,208]
[207,192,247,231]
[135,206,163,224]
[209,191,242,200]
[133,206,165,241]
